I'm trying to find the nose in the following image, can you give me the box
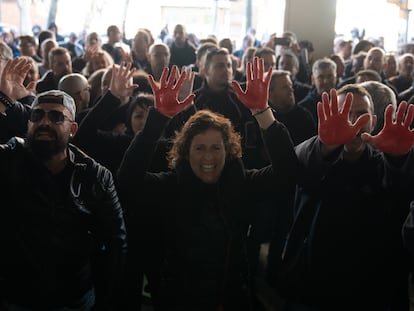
[37,112,52,125]
[203,150,213,160]
[224,66,232,77]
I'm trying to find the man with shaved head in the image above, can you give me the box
[58,73,90,118]
[168,24,196,67]
[148,43,171,81]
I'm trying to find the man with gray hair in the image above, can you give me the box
[297,57,337,123]
[360,80,397,135]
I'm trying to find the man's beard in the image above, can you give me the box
[26,127,67,162]
[344,135,366,157]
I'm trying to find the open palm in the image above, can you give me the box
[318,89,370,145]
[148,65,195,118]
[362,101,414,156]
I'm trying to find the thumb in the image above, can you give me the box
[148,75,158,93]
[352,113,371,132]
[231,80,245,98]
[126,84,139,93]
[360,132,373,143]
[26,81,36,94]
[180,94,195,108]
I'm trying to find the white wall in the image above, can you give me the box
[284,0,337,60]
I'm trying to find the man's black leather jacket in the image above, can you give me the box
[0,138,127,310]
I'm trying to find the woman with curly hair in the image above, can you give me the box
[118,59,298,310]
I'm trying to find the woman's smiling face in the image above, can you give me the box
[189,128,226,184]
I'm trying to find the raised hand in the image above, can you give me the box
[231,56,272,111]
[148,65,195,118]
[108,62,138,100]
[361,101,414,156]
[83,44,99,63]
[0,57,35,102]
[177,66,195,102]
[317,89,371,146]
[119,47,132,64]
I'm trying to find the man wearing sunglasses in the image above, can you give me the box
[0,57,127,310]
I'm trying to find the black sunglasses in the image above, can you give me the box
[30,109,73,124]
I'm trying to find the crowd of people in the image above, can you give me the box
[1,20,414,311]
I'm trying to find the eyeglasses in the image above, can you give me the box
[30,109,73,124]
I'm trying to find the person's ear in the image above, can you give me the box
[311,74,315,86]
[203,65,209,77]
[70,122,78,138]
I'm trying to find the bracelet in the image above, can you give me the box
[0,91,14,109]
[253,106,271,116]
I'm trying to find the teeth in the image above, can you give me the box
[201,164,215,170]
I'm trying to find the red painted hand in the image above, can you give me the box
[148,65,195,118]
[318,89,371,145]
[231,57,272,111]
[361,101,414,156]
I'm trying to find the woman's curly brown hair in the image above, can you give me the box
[167,110,242,168]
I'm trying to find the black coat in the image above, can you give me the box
[118,108,298,310]
[297,87,321,125]
[272,105,316,146]
[0,139,127,309]
[0,101,31,144]
[169,40,196,68]
[279,136,413,309]
[73,91,133,177]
